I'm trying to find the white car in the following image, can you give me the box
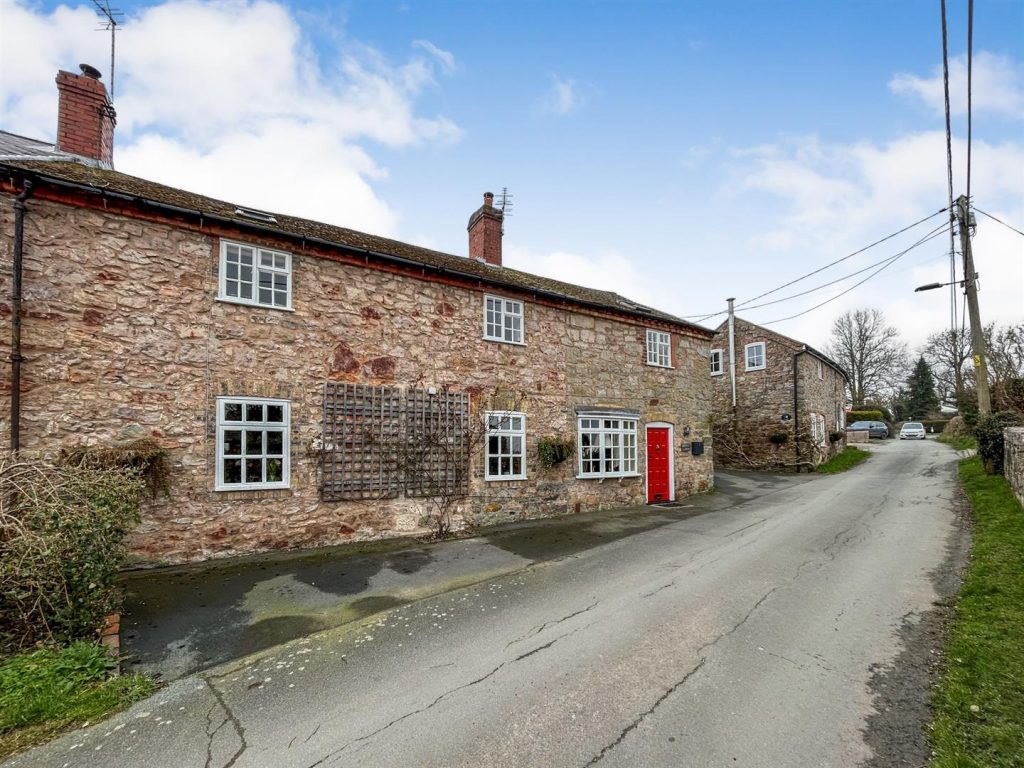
[899,422,926,440]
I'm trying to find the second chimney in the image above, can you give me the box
[55,64,116,168]
[467,191,503,266]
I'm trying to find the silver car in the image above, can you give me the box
[899,422,926,440]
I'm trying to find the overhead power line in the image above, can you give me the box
[682,207,949,322]
[739,222,952,312]
[758,223,952,326]
[940,0,959,344]
[975,207,1024,238]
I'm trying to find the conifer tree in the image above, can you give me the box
[905,356,939,419]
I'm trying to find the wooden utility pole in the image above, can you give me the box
[955,194,991,417]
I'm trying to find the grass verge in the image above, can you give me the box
[0,642,154,760]
[937,433,978,451]
[929,457,1024,767]
[815,446,870,474]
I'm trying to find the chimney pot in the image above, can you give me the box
[79,63,102,79]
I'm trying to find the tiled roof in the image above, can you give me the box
[714,316,850,379]
[0,143,711,336]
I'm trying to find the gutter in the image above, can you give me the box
[2,166,713,338]
[9,180,33,452]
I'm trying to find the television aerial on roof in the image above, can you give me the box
[91,0,124,99]
[496,187,513,217]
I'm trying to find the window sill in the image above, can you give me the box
[216,296,295,312]
[215,482,291,492]
[710,371,724,377]
[645,362,674,370]
[745,365,766,372]
[485,475,528,482]
[575,473,641,481]
[482,335,526,347]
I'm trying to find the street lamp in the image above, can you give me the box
[914,280,961,292]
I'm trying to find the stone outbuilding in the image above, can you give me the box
[1,66,716,565]
[710,316,849,469]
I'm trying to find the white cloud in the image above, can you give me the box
[534,75,586,117]
[0,0,461,234]
[890,51,1024,120]
[720,131,1024,352]
[504,245,658,308]
[412,40,456,74]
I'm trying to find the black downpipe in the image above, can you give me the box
[793,351,801,470]
[10,180,33,452]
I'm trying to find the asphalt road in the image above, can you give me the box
[7,439,964,768]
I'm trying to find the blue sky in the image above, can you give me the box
[2,0,1022,353]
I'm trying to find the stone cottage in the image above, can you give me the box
[710,315,848,469]
[0,66,716,565]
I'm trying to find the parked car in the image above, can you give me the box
[847,420,889,439]
[899,422,926,440]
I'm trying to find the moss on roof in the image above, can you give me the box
[2,157,712,336]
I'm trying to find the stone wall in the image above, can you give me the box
[0,194,714,564]
[1005,428,1024,509]
[710,318,846,468]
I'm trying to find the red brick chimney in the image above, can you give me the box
[55,64,116,168]
[467,191,503,266]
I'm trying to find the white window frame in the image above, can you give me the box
[577,415,639,479]
[817,359,824,380]
[218,240,293,310]
[710,348,724,376]
[646,329,672,368]
[745,342,766,371]
[484,411,527,481]
[482,294,525,345]
[215,396,291,491]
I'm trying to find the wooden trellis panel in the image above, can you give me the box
[322,383,402,501]
[403,388,470,498]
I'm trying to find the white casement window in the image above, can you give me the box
[817,359,824,380]
[836,403,845,430]
[646,329,672,367]
[745,342,766,371]
[483,295,524,344]
[219,240,292,310]
[809,413,826,447]
[215,397,290,490]
[485,412,526,481]
[578,416,638,478]
[710,349,723,376]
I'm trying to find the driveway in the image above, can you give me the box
[6,439,966,767]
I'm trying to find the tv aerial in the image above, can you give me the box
[91,0,124,98]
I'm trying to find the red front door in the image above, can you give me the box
[646,427,672,503]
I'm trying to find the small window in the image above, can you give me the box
[216,397,290,490]
[485,411,526,481]
[745,342,766,371]
[578,416,638,478]
[710,349,723,376]
[646,330,672,368]
[483,295,524,344]
[219,240,292,310]
[817,359,824,380]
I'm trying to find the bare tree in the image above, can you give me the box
[826,308,908,406]
[921,327,971,405]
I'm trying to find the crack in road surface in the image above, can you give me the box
[505,601,598,647]
[306,623,593,767]
[202,678,249,768]
[583,658,708,767]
